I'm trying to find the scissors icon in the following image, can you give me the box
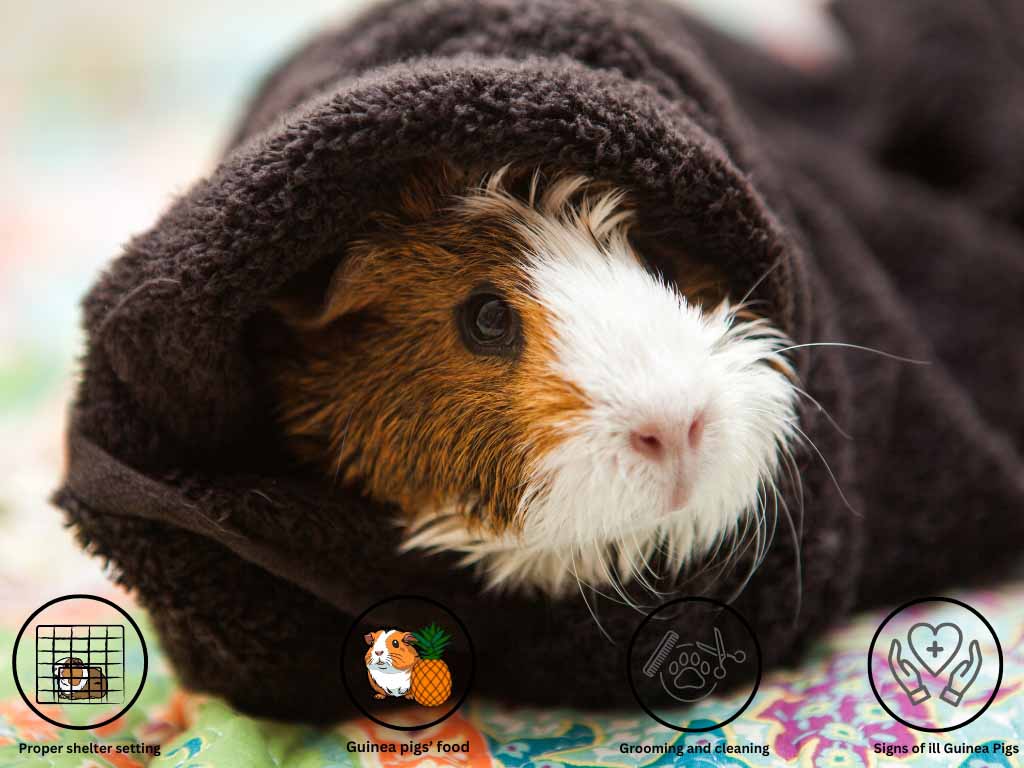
[695,627,747,680]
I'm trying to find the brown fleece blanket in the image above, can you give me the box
[55,0,1024,722]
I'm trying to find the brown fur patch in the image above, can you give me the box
[268,166,591,535]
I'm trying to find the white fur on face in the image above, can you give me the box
[369,630,397,669]
[402,172,798,596]
[55,658,89,691]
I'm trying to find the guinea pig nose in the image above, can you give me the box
[629,412,705,462]
[629,428,666,461]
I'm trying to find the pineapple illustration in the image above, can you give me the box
[410,623,453,706]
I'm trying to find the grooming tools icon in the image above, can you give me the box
[629,598,761,732]
[643,626,747,703]
[643,630,679,677]
[698,627,748,680]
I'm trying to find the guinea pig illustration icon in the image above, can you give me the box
[344,596,474,732]
[364,623,453,707]
[53,656,109,701]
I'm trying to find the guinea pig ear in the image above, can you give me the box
[269,249,383,332]
[313,252,385,327]
[402,633,417,645]
[364,632,376,646]
[396,159,472,221]
[267,252,343,331]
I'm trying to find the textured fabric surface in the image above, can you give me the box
[54,0,1024,721]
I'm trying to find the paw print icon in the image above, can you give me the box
[643,626,748,703]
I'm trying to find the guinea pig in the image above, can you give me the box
[53,656,108,700]
[268,163,797,596]
[364,629,419,699]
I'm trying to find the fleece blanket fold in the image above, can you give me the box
[56,0,1024,722]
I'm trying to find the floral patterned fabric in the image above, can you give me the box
[1,583,1022,767]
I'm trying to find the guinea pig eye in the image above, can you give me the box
[457,286,521,358]
[475,299,508,338]
[391,639,400,648]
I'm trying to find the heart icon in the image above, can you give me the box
[908,622,963,676]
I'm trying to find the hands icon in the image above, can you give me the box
[870,600,1000,731]
[888,639,930,705]
[940,640,982,707]
[888,636,983,708]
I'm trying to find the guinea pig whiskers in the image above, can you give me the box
[618,536,664,598]
[628,528,664,584]
[729,477,770,586]
[788,449,807,559]
[751,482,771,571]
[684,519,749,597]
[565,534,655,615]
[569,550,617,643]
[600,545,649,614]
[752,480,789,603]
[774,341,931,366]
[719,412,805,616]
[723,491,769,605]
[779,471,805,625]
[734,256,787,310]
[790,421,860,518]
[722,467,786,606]
[685,427,783,601]
[778,436,806,540]
[792,384,853,440]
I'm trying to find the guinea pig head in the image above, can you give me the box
[55,657,86,691]
[364,629,419,671]
[271,166,798,594]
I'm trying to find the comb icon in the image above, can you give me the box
[643,630,679,677]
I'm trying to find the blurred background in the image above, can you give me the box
[0,0,837,611]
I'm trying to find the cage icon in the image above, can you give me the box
[35,625,125,705]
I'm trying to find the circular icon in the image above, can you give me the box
[341,595,474,731]
[627,597,762,732]
[12,594,149,730]
[868,596,1002,732]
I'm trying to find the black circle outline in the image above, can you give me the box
[12,594,149,731]
[627,596,763,733]
[867,595,1003,733]
[340,594,475,731]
